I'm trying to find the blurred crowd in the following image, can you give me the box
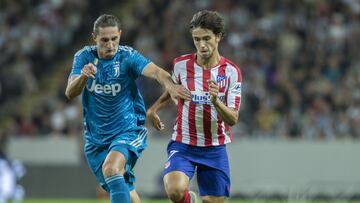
[0,0,87,103]
[0,0,116,136]
[1,0,359,140]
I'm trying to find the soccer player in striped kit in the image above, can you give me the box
[147,10,242,203]
[65,14,191,203]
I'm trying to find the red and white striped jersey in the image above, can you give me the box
[171,53,242,147]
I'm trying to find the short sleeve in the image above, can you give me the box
[126,48,151,78]
[69,48,88,76]
[227,66,242,110]
[171,70,179,84]
[171,62,180,84]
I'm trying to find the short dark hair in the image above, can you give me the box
[189,10,225,36]
[93,14,121,34]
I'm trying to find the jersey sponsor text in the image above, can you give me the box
[87,80,121,96]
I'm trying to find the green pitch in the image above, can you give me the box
[24,199,235,203]
[23,200,360,203]
[23,200,238,203]
[22,200,258,203]
[24,200,177,203]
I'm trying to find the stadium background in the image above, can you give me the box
[0,0,359,202]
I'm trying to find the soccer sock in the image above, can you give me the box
[105,174,130,203]
[174,190,191,203]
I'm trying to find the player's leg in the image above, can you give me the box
[163,141,196,203]
[196,162,230,203]
[197,166,228,203]
[102,150,130,203]
[197,145,230,203]
[125,166,141,203]
[84,142,111,194]
[84,142,132,202]
[164,171,191,202]
[108,127,147,203]
[126,127,148,203]
[201,196,225,203]
[130,189,141,203]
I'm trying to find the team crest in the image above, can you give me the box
[164,161,171,169]
[113,61,120,77]
[216,75,227,88]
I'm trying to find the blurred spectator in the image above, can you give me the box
[0,0,87,103]
[0,131,26,203]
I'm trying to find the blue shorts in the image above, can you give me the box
[84,127,148,192]
[163,140,231,197]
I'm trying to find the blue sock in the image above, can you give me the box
[105,174,130,203]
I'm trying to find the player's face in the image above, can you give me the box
[93,26,121,59]
[191,27,221,60]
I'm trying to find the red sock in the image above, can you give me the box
[174,190,190,203]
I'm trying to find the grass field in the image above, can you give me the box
[23,200,224,203]
[22,200,360,203]
[24,200,172,203]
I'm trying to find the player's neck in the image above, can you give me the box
[197,51,221,70]
[97,50,115,60]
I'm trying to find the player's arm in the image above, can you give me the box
[143,62,190,131]
[65,63,97,100]
[146,91,172,130]
[142,63,191,101]
[208,80,239,126]
[212,98,239,126]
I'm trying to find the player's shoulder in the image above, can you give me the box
[174,53,194,64]
[171,54,193,72]
[74,45,96,57]
[117,45,137,55]
[223,57,242,80]
[223,57,240,71]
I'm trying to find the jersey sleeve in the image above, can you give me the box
[126,48,151,78]
[227,66,242,110]
[69,48,88,76]
[171,60,180,84]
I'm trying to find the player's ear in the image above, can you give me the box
[91,32,97,43]
[216,33,222,43]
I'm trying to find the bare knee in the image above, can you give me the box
[102,151,126,178]
[102,163,123,178]
[163,171,190,202]
[202,196,225,203]
[166,185,187,202]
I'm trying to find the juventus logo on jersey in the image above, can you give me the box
[114,61,120,77]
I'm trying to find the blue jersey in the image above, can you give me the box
[70,45,151,145]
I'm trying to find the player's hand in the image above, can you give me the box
[81,63,97,79]
[207,79,219,103]
[168,84,192,102]
[146,110,164,131]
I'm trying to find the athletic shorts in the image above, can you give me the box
[84,127,148,192]
[163,140,231,197]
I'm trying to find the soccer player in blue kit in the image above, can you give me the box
[65,14,191,203]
